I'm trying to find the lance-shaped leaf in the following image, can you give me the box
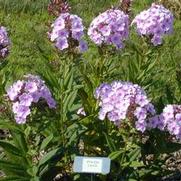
[40,134,53,151]
[0,140,23,157]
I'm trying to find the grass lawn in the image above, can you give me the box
[0,0,181,101]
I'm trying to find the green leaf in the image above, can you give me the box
[81,73,94,93]
[121,162,130,167]
[38,147,63,167]
[0,160,28,176]
[63,90,78,112]
[27,166,38,177]
[30,177,40,181]
[145,59,157,73]
[10,130,28,155]
[0,177,30,181]
[103,132,116,152]
[65,123,87,146]
[129,161,144,168]
[40,134,53,151]
[108,150,124,160]
[128,147,141,162]
[138,169,153,178]
[67,90,78,110]
[24,126,31,138]
[0,140,23,157]
[0,121,22,133]
[39,69,59,90]
[66,71,74,90]
[63,66,73,89]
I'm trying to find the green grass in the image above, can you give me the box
[0,0,122,79]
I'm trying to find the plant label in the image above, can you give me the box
[73,156,111,174]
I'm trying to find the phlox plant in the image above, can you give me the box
[0,1,181,181]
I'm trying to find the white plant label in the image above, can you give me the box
[73,156,111,174]
[82,158,102,173]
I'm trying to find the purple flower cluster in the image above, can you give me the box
[161,105,181,139]
[132,3,174,46]
[0,26,10,59]
[88,9,129,49]
[6,74,56,124]
[146,105,181,140]
[50,13,87,52]
[95,81,156,132]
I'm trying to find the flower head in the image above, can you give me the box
[132,3,174,46]
[88,9,129,49]
[49,13,87,52]
[6,75,56,124]
[95,81,156,132]
[161,105,181,139]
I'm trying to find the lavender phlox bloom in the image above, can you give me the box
[0,26,10,58]
[14,104,31,119]
[134,107,147,120]
[147,114,164,130]
[79,40,88,52]
[88,9,129,48]
[46,97,56,109]
[15,116,27,124]
[19,93,33,107]
[56,38,68,50]
[161,105,181,139]
[135,119,147,133]
[25,81,38,93]
[12,102,20,114]
[132,3,174,46]
[6,80,24,101]
[95,81,156,132]
[6,74,56,124]
[7,87,19,101]
[94,83,112,99]
[49,13,87,52]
